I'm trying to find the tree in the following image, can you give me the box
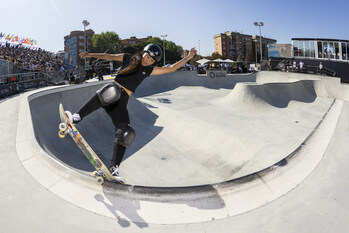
[122,41,148,54]
[211,52,224,60]
[189,54,200,66]
[147,37,163,48]
[90,31,122,54]
[164,41,183,64]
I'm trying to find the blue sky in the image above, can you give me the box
[1,0,348,56]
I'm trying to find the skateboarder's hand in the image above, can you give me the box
[187,48,197,60]
[79,52,90,59]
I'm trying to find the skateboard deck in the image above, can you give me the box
[58,103,124,184]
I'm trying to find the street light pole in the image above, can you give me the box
[82,20,90,70]
[254,22,264,61]
[160,35,167,66]
[198,40,201,59]
[254,39,258,64]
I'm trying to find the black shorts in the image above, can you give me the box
[103,88,130,128]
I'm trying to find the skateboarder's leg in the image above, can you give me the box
[77,83,122,121]
[104,91,134,169]
[110,142,127,167]
[110,123,136,167]
[77,94,103,120]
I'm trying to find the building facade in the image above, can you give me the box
[268,38,349,83]
[292,38,349,62]
[214,31,276,61]
[64,29,94,68]
[121,36,152,48]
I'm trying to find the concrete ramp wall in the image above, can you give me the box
[29,72,255,174]
[256,71,349,101]
[214,80,317,113]
[134,71,256,97]
[29,71,343,186]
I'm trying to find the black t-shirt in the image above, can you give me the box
[114,54,154,93]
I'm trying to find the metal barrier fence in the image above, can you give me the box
[270,60,337,77]
[304,65,336,77]
[0,59,14,75]
[0,72,67,98]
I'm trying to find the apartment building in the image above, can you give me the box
[214,31,276,61]
[121,36,153,48]
[64,29,94,67]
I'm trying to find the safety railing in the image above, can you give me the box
[0,71,68,98]
[0,59,14,75]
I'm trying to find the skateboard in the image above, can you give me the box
[58,103,124,184]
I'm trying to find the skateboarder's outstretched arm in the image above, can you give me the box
[79,52,124,62]
[151,47,197,75]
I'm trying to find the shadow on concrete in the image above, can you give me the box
[248,80,317,108]
[98,183,225,228]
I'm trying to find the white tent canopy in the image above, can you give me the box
[196,58,211,65]
[212,59,225,62]
[224,59,235,63]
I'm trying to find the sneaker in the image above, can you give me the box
[72,113,81,124]
[65,111,81,124]
[109,165,126,184]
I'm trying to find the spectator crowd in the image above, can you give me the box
[0,43,64,73]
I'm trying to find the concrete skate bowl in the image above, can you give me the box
[29,71,340,187]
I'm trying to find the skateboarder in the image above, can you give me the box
[65,43,197,181]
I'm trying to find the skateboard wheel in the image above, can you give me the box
[96,177,104,184]
[59,123,67,131]
[92,171,98,177]
[58,130,66,138]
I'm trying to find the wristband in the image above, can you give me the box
[184,57,188,62]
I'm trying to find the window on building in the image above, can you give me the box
[299,41,304,56]
[305,41,310,57]
[318,42,323,58]
[310,41,315,57]
[323,42,329,58]
[347,43,349,60]
[303,41,315,58]
[329,42,335,59]
[321,41,335,59]
[335,43,340,59]
[341,43,346,60]
[294,40,304,57]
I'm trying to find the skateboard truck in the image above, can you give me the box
[92,170,105,184]
[58,123,70,138]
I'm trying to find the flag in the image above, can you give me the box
[12,35,19,42]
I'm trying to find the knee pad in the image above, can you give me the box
[96,82,121,107]
[114,124,136,147]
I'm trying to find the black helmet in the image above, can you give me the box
[143,43,162,62]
